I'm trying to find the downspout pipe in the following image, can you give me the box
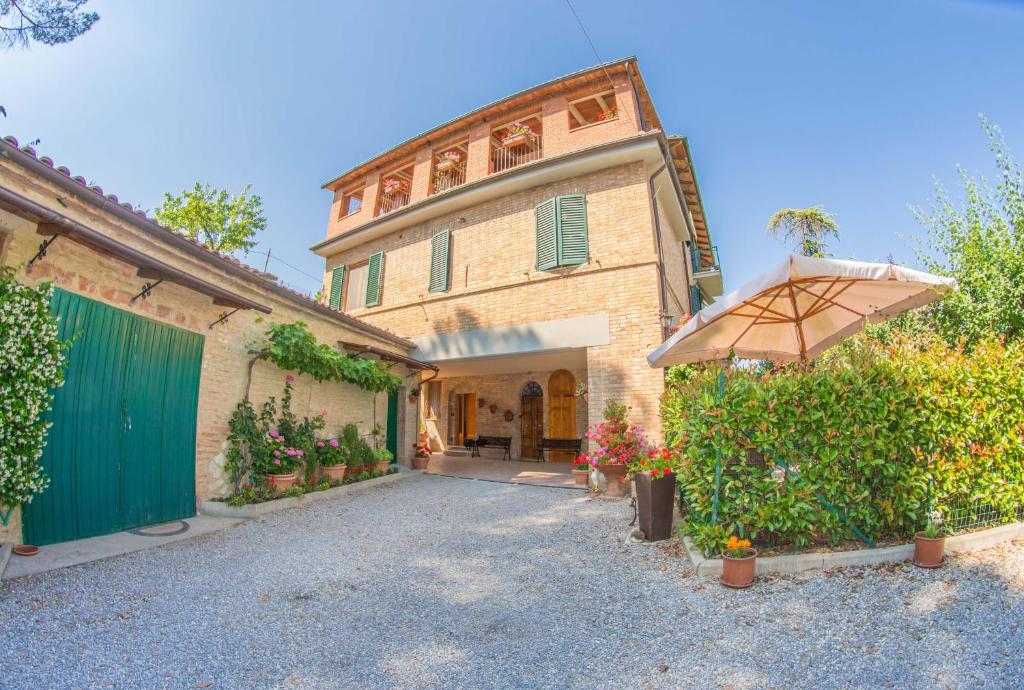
[648,163,671,325]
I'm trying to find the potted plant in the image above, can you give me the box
[572,456,590,486]
[501,122,537,148]
[436,150,461,172]
[316,438,347,482]
[914,516,946,568]
[595,106,618,122]
[382,177,406,196]
[412,443,430,470]
[265,430,303,492]
[577,401,646,498]
[489,403,498,414]
[721,535,757,589]
[372,448,393,474]
[630,447,677,541]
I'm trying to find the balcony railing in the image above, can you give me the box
[491,136,543,174]
[378,190,411,215]
[690,245,720,274]
[432,161,467,194]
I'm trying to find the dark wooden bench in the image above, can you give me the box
[538,437,583,463]
[469,435,512,461]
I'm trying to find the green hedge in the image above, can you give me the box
[663,337,1024,556]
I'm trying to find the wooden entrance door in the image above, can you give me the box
[453,393,476,445]
[547,370,577,462]
[520,387,544,460]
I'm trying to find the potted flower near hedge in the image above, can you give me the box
[630,447,677,541]
[572,456,590,486]
[578,401,647,498]
[721,535,757,589]
[317,438,347,483]
[914,515,946,568]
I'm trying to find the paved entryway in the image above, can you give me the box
[424,454,579,488]
[1,473,1021,689]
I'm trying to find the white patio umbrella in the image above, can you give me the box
[648,255,955,367]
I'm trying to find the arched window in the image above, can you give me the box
[521,381,543,397]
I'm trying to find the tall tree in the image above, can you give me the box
[914,117,1024,349]
[156,182,267,254]
[766,206,839,257]
[0,0,98,48]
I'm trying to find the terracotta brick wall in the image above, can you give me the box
[322,162,667,446]
[324,77,644,240]
[0,162,415,543]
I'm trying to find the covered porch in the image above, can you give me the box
[423,455,580,489]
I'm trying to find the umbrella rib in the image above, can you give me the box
[794,280,865,319]
[797,276,843,319]
[728,286,787,351]
[787,282,807,359]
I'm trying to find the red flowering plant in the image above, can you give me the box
[412,442,430,459]
[578,401,649,468]
[573,455,590,471]
[630,446,677,480]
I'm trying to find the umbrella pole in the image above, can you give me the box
[710,369,725,524]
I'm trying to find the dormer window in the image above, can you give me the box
[568,90,618,130]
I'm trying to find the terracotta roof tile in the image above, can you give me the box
[0,134,414,348]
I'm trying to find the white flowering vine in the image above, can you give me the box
[0,269,70,510]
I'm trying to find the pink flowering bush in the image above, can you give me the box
[316,437,346,467]
[578,400,649,467]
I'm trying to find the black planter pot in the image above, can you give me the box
[635,471,676,541]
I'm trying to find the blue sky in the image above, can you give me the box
[3,0,1023,295]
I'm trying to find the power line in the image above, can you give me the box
[248,249,324,286]
[563,0,637,131]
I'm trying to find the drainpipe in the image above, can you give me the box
[648,164,685,327]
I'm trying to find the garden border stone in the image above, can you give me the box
[683,521,1024,576]
[0,543,11,581]
[199,469,412,519]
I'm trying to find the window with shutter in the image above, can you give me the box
[365,251,384,307]
[556,195,588,266]
[689,285,703,314]
[535,198,557,270]
[428,229,451,293]
[328,266,345,310]
[536,195,588,270]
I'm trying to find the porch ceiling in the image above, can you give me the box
[427,348,587,379]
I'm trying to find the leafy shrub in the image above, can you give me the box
[0,272,72,508]
[339,423,375,468]
[664,335,1024,556]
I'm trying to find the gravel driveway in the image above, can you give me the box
[1,472,1022,689]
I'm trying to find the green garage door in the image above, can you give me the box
[23,289,204,545]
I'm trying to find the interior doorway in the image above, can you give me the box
[520,381,544,460]
[448,392,477,446]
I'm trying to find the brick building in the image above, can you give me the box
[312,58,723,459]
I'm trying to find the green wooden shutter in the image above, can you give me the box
[328,266,345,309]
[535,198,557,270]
[365,251,384,307]
[556,195,588,266]
[689,285,703,314]
[429,229,451,293]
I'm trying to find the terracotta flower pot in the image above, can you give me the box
[635,471,676,541]
[597,463,629,497]
[413,456,430,470]
[266,472,298,492]
[13,545,39,557]
[436,158,458,172]
[321,464,347,482]
[721,548,757,589]
[572,468,589,486]
[502,133,530,148]
[373,460,391,473]
[914,532,946,568]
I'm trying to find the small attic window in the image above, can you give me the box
[339,186,363,218]
[568,90,618,130]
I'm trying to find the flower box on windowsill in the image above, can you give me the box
[502,133,532,149]
[436,158,458,172]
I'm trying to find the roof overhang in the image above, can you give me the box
[312,132,685,257]
[339,341,437,371]
[0,185,272,313]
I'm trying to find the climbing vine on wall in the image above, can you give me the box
[0,269,71,509]
[253,320,401,394]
